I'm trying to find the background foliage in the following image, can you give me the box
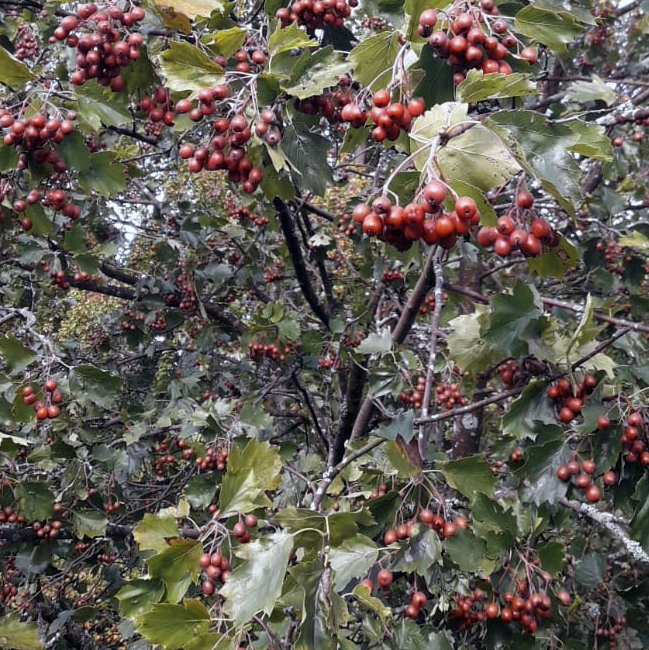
[1,0,649,649]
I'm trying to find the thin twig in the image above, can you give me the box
[418,249,445,458]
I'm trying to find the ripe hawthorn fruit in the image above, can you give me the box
[377,568,393,589]
[516,190,534,208]
[411,591,427,608]
[232,522,247,537]
[602,470,617,486]
[485,602,499,618]
[585,484,602,502]
[383,528,398,545]
[442,521,457,537]
[581,459,596,475]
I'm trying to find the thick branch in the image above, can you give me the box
[559,497,649,566]
[328,282,385,467]
[274,197,330,329]
[334,247,439,463]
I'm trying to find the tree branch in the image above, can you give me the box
[274,197,330,329]
[328,282,385,468]
[332,246,439,464]
[418,248,445,458]
[559,497,649,566]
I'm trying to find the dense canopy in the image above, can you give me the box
[1,0,649,649]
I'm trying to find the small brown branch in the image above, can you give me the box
[107,124,160,146]
[313,437,386,509]
[293,369,329,451]
[570,327,630,371]
[443,281,490,304]
[392,246,439,345]
[301,200,336,222]
[542,297,649,335]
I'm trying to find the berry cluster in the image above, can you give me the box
[382,269,404,283]
[176,271,197,310]
[477,210,559,257]
[201,380,241,402]
[399,375,426,409]
[248,340,291,362]
[383,522,414,545]
[97,551,118,563]
[547,374,598,424]
[336,211,357,238]
[195,445,229,471]
[419,1,538,85]
[232,514,257,544]
[597,239,630,275]
[199,551,231,595]
[342,330,364,347]
[32,518,63,539]
[224,198,270,227]
[139,87,176,136]
[263,262,285,282]
[179,112,263,193]
[1,109,74,161]
[419,508,467,538]
[276,0,357,34]
[121,309,144,331]
[174,84,226,122]
[354,184,481,252]
[54,4,145,91]
[349,90,425,142]
[368,481,389,499]
[0,558,21,604]
[556,458,605,503]
[212,46,267,74]
[14,24,39,60]
[21,379,63,421]
[435,381,468,410]
[595,616,627,649]
[404,589,428,619]
[453,587,551,633]
[498,358,523,386]
[419,291,447,314]
[620,409,649,466]
[0,505,26,524]
[317,351,340,369]
[254,107,282,146]
[295,75,357,125]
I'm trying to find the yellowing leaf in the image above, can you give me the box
[411,103,519,192]
[0,614,42,650]
[152,0,223,19]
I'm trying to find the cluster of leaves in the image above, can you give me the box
[2,0,649,650]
